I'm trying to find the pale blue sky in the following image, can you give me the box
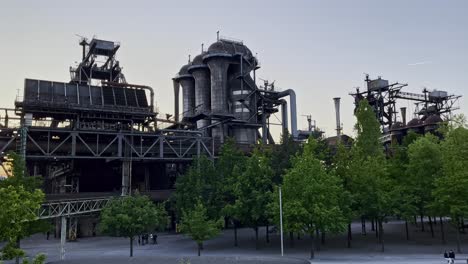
[0,0,466,136]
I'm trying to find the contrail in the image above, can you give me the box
[408,61,432,66]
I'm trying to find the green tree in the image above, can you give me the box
[348,99,398,252]
[229,147,274,249]
[406,134,442,233]
[432,126,468,253]
[0,152,49,263]
[179,200,223,256]
[99,195,166,257]
[270,132,301,185]
[216,138,246,246]
[174,155,222,220]
[271,137,347,259]
[0,185,44,260]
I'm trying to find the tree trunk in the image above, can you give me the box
[371,219,375,231]
[375,218,379,239]
[255,226,259,250]
[379,220,385,252]
[414,215,418,226]
[420,214,425,232]
[315,228,321,251]
[456,221,461,253]
[289,232,294,248]
[429,216,434,238]
[130,237,134,257]
[347,223,352,248]
[15,238,20,264]
[440,216,446,244]
[462,219,466,233]
[361,217,366,235]
[234,223,238,247]
[266,224,270,243]
[405,220,409,240]
[310,233,315,259]
[297,233,301,240]
[198,242,202,256]
[321,231,325,245]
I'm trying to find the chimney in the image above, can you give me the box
[173,79,180,122]
[333,97,341,138]
[400,107,407,126]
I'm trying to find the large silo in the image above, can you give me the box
[188,53,211,134]
[174,64,195,119]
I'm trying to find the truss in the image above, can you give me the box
[38,197,111,219]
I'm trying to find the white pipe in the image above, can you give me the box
[333,97,341,138]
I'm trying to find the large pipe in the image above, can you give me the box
[400,107,407,126]
[333,97,341,138]
[173,79,180,122]
[277,89,297,139]
[280,99,288,135]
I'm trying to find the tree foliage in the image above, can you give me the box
[271,137,348,259]
[228,147,274,248]
[174,155,222,220]
[100,195,166,257]
[179,200,223,256]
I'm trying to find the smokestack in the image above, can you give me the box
[333,97,341,138]
[173,79,180,122]
[400,107,407,126]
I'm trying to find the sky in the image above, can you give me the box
[0,0,467,137]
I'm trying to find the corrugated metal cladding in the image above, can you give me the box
[23,79,148,109]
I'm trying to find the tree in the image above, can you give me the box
[271,137,348,259]
[348,99,398,252]
[406,134,442,234]
[229,147,274,249]
[99,195,166,257]
[270,132,301,185]
[332,143,355,248]
[432,127,468,253]
[174,155,222,220]
[179,200,223,256]
[0,152,49,263]
[0,186,44,260]
[216,138,246,246]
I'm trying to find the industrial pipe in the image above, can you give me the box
[277,89,297,139]
[280,99,288,135]
[333,97,341,138]
[173,79,180,122]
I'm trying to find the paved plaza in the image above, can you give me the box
[6,220,468,264]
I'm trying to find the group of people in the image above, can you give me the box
[137,233,158,245]
[444,250,456,264]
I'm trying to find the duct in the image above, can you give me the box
[280,99,288,135]
[333,97,341,138]
[276,89,297,139]
[173,79,180,122]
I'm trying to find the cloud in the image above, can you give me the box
[407,61,433,66]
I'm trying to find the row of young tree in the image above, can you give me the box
[173,99,468,258]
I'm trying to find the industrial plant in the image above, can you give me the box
[0,35,462,239]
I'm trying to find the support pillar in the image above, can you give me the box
[60,216,67,260]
